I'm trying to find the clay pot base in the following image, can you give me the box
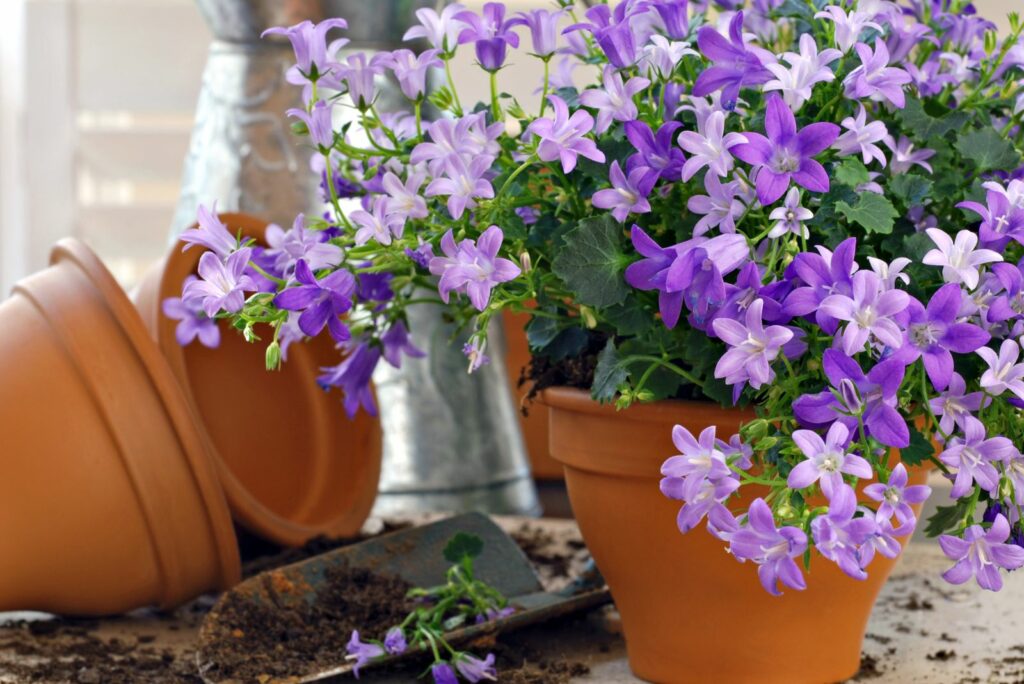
[0,239,239,614]
[543,387,928,684]
[133,214,381,547]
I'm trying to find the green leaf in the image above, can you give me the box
[896,99,970,139]
[553,216,630,308]
[956,126,1020,172]
[900,424,935,467]
[924,500,971,538]
[834,159,871,188]
[525,316,560,350]
[591,339,628,404]
[888,175,934,206]
[443,532,484,564]
[544,327,589,361]
[603,297,651,336]
[835,194,899,235]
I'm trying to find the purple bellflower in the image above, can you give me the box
[454,653,498,682]
[885,135,935,175]
[689,172,746,236]
[624,120,685,183]
[767,187,812,238]
[592,161,655,222]
[939,416,1013,498]
[351,196,405,246]
[183,248,255,318]
[431,662,459,684]
[402,3,466,54]
[819,269,910,354]
[922,228,1002,290]
[318,341,381,418]
[764,34,841,111]
[787,422,871,499]
[381,48,443,101]
[977,339,1024,401]
[844,40,912,109]
[564,3,644,69]
[380,321,425,369]
[264,214,343,275]
[959,184,1024,251]
[693,12,775,110]
[579,65,650,135]
[712,299,793,397]
[526,95,606,173]
[162,282,220,348]
[456,2,520,71]
[510,9,563,58]
[286,100,334,149]
[273,259,355,342]
[732,94,839,206]
[811,483,878,580]
[833,105,888,167]
[729,498,808,595]
[428,226,521,311]
[864,463,932,527]
[676,110,747,181]
[262,18,348,79]
[940,514,1024,591]
[383,628,407,655]
[783,237,858,333]
[424,155,495,220]
[929,372,988,436]
[345,630,383,678]
[181,202,238,259]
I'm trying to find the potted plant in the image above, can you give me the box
[168,1,1024,682]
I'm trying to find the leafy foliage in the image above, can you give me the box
[553,216,631,308]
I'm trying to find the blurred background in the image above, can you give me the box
[0,0,1016,294]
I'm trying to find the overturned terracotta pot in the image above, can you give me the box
[0,239,240,615]
[133,213,381,547]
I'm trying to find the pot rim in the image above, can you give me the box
[49,238,241,602]
[146,214,381,546]
[538,385,747,421]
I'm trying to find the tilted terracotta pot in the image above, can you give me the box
[501,310,560,480]
[0,239,240,614]
[133,213,381,547]
[543,387,929,684]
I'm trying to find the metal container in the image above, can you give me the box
[174,0,539,518]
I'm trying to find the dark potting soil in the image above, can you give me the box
[200,562,414,682]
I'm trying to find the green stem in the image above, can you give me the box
[444,56,463,115]
[414,100,423,138]
[490,70,501,122]
[496,155,537,199]
[538,57,551,118]
[624,355,703,389]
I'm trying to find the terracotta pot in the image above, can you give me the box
[502,310,560,480]
[0,239,239,614]
[543,387,929,684]
[133,214,381,547]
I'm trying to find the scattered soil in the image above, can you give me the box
[199,563,413,682]
[493,619,592,684]
[927,649,958,662]
[854,652,884,679]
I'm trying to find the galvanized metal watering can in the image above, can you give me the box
[173,0,539,518]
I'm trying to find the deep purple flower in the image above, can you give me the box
[977,339,1024,401]
[265,214,342,275]
[381,48,442,101]
[345,630,383,678]
[431,662,459,684]
[892,284,990,390]
[709,262,788,333]
[729,498,808,595]
[844,40,912,109]
[515,206,539,225]
[592,161,655,223]
[318,341,381,418]
[783,238,858,333]
[402,3,466,54]
[940,417,1014,498]
[382,628,406,655]
[456,2,520,71]
[732,94,839,206]
[181,202,238,259]
[811,484,877,580]
[864,463,932,527]
[183,248,255,318]
[428,226,520,311]
[793,349,909,448]
[650,0,690,40]
[405,241,435,270]
[929,372,987,436]
[819,270,909,354]
[455,653,497,682]
[676,110,747,181]
[692,12,774,110]
[526,95,605,173]
[286,100,334,149]
[689,172,746,236]
[712,299,793,396]
[959,184,1024,251]
[625,121,685,183]
[940,514,1024,591]
[424,155,495,220]
[564,3,643,69]
[273,259,355,342]
[788,423,871,498]
[510,9,563,58]
[262,19,348,78]
[163,283,220,348]
[380,321,425,369]
[579,65,649,135]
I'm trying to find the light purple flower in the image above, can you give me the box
[677,110,747,181]
[428,226,520,311]
[183,249,255,318]
[811,484,877,580]
[819,267,909,355]
[383,628,407,655]
[929,372,988,436]
[885,135,935,175]
[864,463,932,527]
[649,0,690,40]
[844,40,912,109]
[510,9,563,58]
[265,214,342,274]
[783,238,857,333]
[456,2,520,72]
[345,630,383,678]
[273,259,355,342]
[729,498,808,595]
[712,299,793,394]
[286,100,334,149]
[693,12,774,110]
[661,469,739,534]
[181,202,238,259]
[526,95,605,173]
[768,187,812,239]
[564,3,644,69]
[382,170,428,221]
[625,120,685,183]
[893,284,990,391]
[402,3,466,53]
[424,155,495,220]
[351,196,404,247]
[339,52,388,109]
[859,513,907,567]
[814,7,881,53]
[411,113,502,175]
[262,19,348,78]
[939,417,1013,498]
[660,425,731,495]
[689,172,746,236]
[732,94,839,206]
[764,34,841,111]
[463,339,490,372]
[922,228,1002,290]
[380,321,425,369]
[163,284,220,348]
[978,339,1024,401]
[381,48,442,101]
[640,35,697,80]
[788,422,871,498]
[940,514,1024,591]
[431,662,459,684]
[455,653,497,682]
[959,183,1024,251]
[579,65,650,135]
[833,106,888,167]
[592,161,655,223]
[318,341,381,417]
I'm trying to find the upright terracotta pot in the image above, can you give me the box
[0,239,240,614]
[133,214,381,547]
[543,387,928,684]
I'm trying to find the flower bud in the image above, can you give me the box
[265,341,281,371]
[519,251,532,274]
[504,115,522,138]
[741,419,770,442]
[580,306,598,329]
